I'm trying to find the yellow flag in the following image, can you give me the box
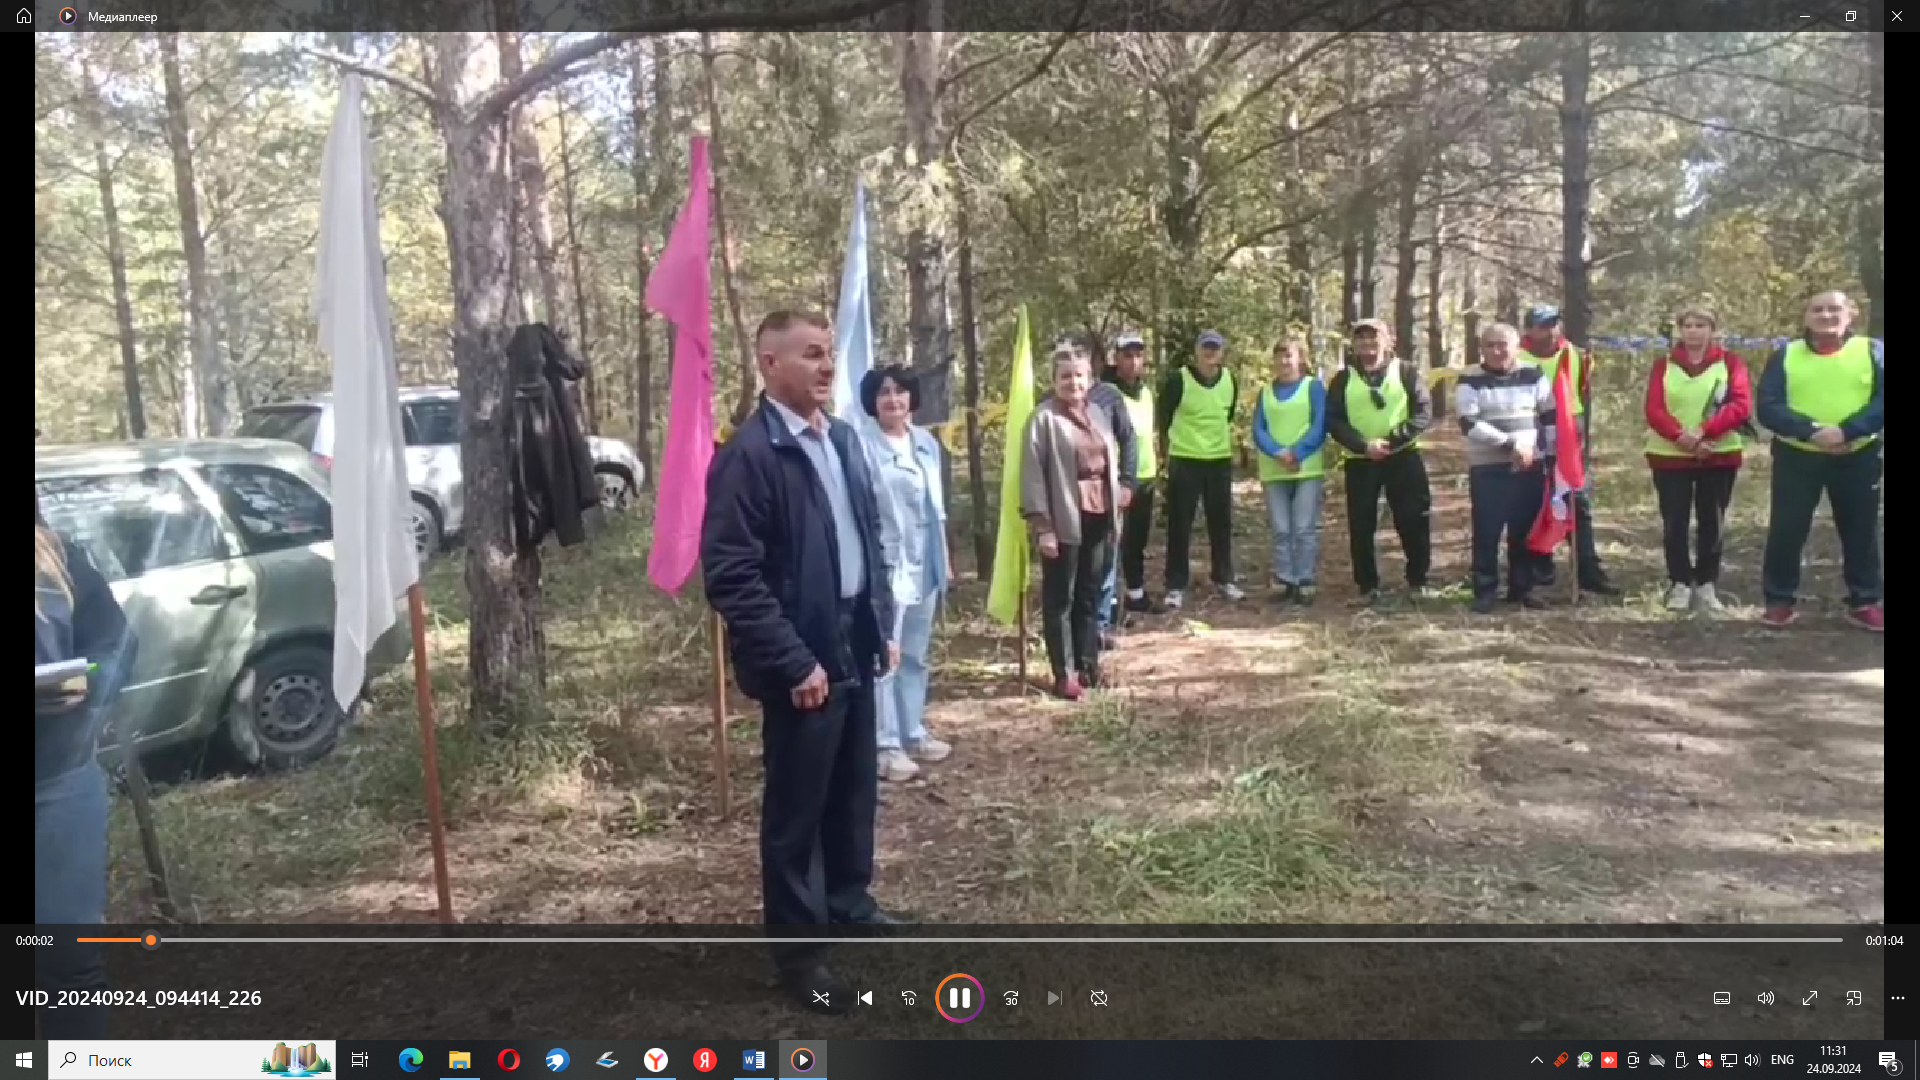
[986,306,1037,625]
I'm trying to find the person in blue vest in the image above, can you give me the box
[1325,318,1436,603]
[1154,329,1246,608]
[1755,290,1884,632]
[1455,323,1553,614]
[1520,304,1620,595]
[701,310,906,1015]
[858,365,953,784]
[1251,334,1329,603]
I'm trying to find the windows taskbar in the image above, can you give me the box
[20,1041,1912,1080]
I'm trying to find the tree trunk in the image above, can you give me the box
[435,33,546,728]
[1858,30,1884,337]
[956,185,991,576]
[1359,209,1379,319]
[1425,204,1447,369]
[158,35,229,436]
[899,6,952,423]
[1558,26,1594,347]
[1391,158,1421,361]
[628,43,659,481]
[1160,76,1206,355]
[1460,237,1482,364]
[498,33,568,331]
[554,87,599,434]
[698,32,760,427]
[173,266,199,437]
[1339,211,1360,335]
[82,58,145,439]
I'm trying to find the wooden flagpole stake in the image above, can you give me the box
[709,608,732,819]
[407,582,455,924]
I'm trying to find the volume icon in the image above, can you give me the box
[948,985,972,1009]
[1758,991,1776,1005]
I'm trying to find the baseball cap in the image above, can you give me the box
[1523,304,1562,329]
[1197,329,1226,348]
[1350,318,1390,335]
[1115,331,1147,350]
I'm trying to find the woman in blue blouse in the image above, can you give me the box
[1251,336,1330,604]
[858,366,953,783]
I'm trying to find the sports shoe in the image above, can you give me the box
[1470,595,1499,615]
[878,749,920,782]
[1124,592,1156,614]
[1351,589,1380,608]
[1847,604,1884,633]
[1665,583,1694,612]
[1294,584,1317,606]
[1579,576,1622,597]
[1219,582,1248,602]
[1692,583,1725,614]
[1506,593,1549,610]
[1163,590,1185,611]
[1052,675,1084,701]
[1761,605,1798,628]
[908,737,952,763]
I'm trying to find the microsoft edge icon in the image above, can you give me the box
[398,1050,424,1073]
[545,1050,569,1073]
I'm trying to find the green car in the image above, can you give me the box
[35,438,412,771]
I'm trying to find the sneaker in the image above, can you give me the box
[908,737,952,763]
[1163,590,1185,611]
[1052,675,1084,701]
[1579,577,1622,597]
[1351,590,1380,608]
[1506,593,1549,610]
[1295,585,1317,606]
[1665,583,1694,612]
[1219,582,1248,602]
[1692,583,1725,614]
[1847,604,1884,633]
[1410,583,1443,600]
[877,748,920,782]
[1123,592,1155,614]
[1470,595,1498,615]
[1761,605,1798,628]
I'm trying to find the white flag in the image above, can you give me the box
[317,75,418,710]
[830,179,874,418]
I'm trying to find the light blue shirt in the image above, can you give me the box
[768,398,867,599]
[860,421,949,621]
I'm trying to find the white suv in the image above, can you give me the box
[240,386,645,562]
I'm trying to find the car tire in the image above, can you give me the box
[223,643,349,772]
[410,496,443,563]
[595,466,635,512]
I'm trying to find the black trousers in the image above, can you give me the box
[1164,457,1235,590]
[1041,511,1112,680]
[1343,450,1433,592]
[1651,466,1738,586]
[1761,442,1882,608]
[1120,479,1157,593]
[1468,463,1543,600]
[760,603,878,973]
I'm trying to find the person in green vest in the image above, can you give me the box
[1521,304,1619,595]
[1252,334,1329,604]
[1325,318,1435,604]
[1755,289,1884,632]
[1153,329,1245,609]
[1103,331,1161,622]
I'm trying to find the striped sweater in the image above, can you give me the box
[1454,362,1557,468]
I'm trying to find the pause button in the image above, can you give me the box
[936,973,985,1024]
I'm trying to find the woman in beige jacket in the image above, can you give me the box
[1021,340,1124,699]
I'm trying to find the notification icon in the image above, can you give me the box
[1603,1053,1619,1069]
[692,1048,716,1073]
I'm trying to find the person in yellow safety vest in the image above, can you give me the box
[1325,318,1436,604]
[1153,329,1246,609]
[1755,290,1884,632]
[1102,331,1160,623]
[1521,304,1620,595]
[1252,334,1329,604]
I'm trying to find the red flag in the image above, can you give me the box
[1527,358,1587,555]
[644,137,715,595]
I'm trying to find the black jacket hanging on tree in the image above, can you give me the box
[506,323,599,551]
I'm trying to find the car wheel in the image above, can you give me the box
[410,497,443,563]
[223,644,348,772]
[596,467,635,512]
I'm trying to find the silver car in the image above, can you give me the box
[239,386,646,562]
[36,438,412,771]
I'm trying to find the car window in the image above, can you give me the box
[200,463,334,554]
[404,401,461,447]
[238,406,323,450]
[36,469,229,581]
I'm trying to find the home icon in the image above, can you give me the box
[16,9,31,23]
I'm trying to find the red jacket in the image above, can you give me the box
[1644,344,1751,470]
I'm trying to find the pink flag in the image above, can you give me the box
[645,136,715,594]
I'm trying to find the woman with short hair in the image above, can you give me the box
[1643,306,1752,613]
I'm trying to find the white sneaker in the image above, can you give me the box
[878,749,920,782]
[1219,583,1248,602]
[908,737,952,763]
[1164,590,1185,610]
[1665,583,1694,612]
[1692,583,1725,613]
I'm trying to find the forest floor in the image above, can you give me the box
[109,426,1884,931]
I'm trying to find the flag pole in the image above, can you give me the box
[709,607,732,819]
[406,582,454,924]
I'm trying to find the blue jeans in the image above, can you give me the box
[1097,548,1120,631]
[877,591,940,750]
[1262,478,1325,586]
[36,761,111,1037]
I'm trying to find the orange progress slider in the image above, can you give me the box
[77,934,159,945]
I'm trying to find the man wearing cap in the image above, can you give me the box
[1325,318,1435,603]
[1754,289,1883,632]
[1042,334,1138,647]
[1102,331,1161,624]
[1154,329,1246,608]
[1521,304,1619,595]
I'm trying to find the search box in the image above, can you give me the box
[49,1042,336,1080]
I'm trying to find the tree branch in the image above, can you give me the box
[298,48,439,105]
[1605,101,1879,164]
[944,13,1087,150]
[469,0,910,127]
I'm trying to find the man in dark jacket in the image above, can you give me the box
[701,309,902,1016]
[1326,318,1437,603]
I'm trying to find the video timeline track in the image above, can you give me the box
[12,926,1900,1041]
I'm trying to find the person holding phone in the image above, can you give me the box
[35,496,137,1037]
[701,310,905,1016]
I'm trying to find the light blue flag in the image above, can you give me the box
[831,179,874,418]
